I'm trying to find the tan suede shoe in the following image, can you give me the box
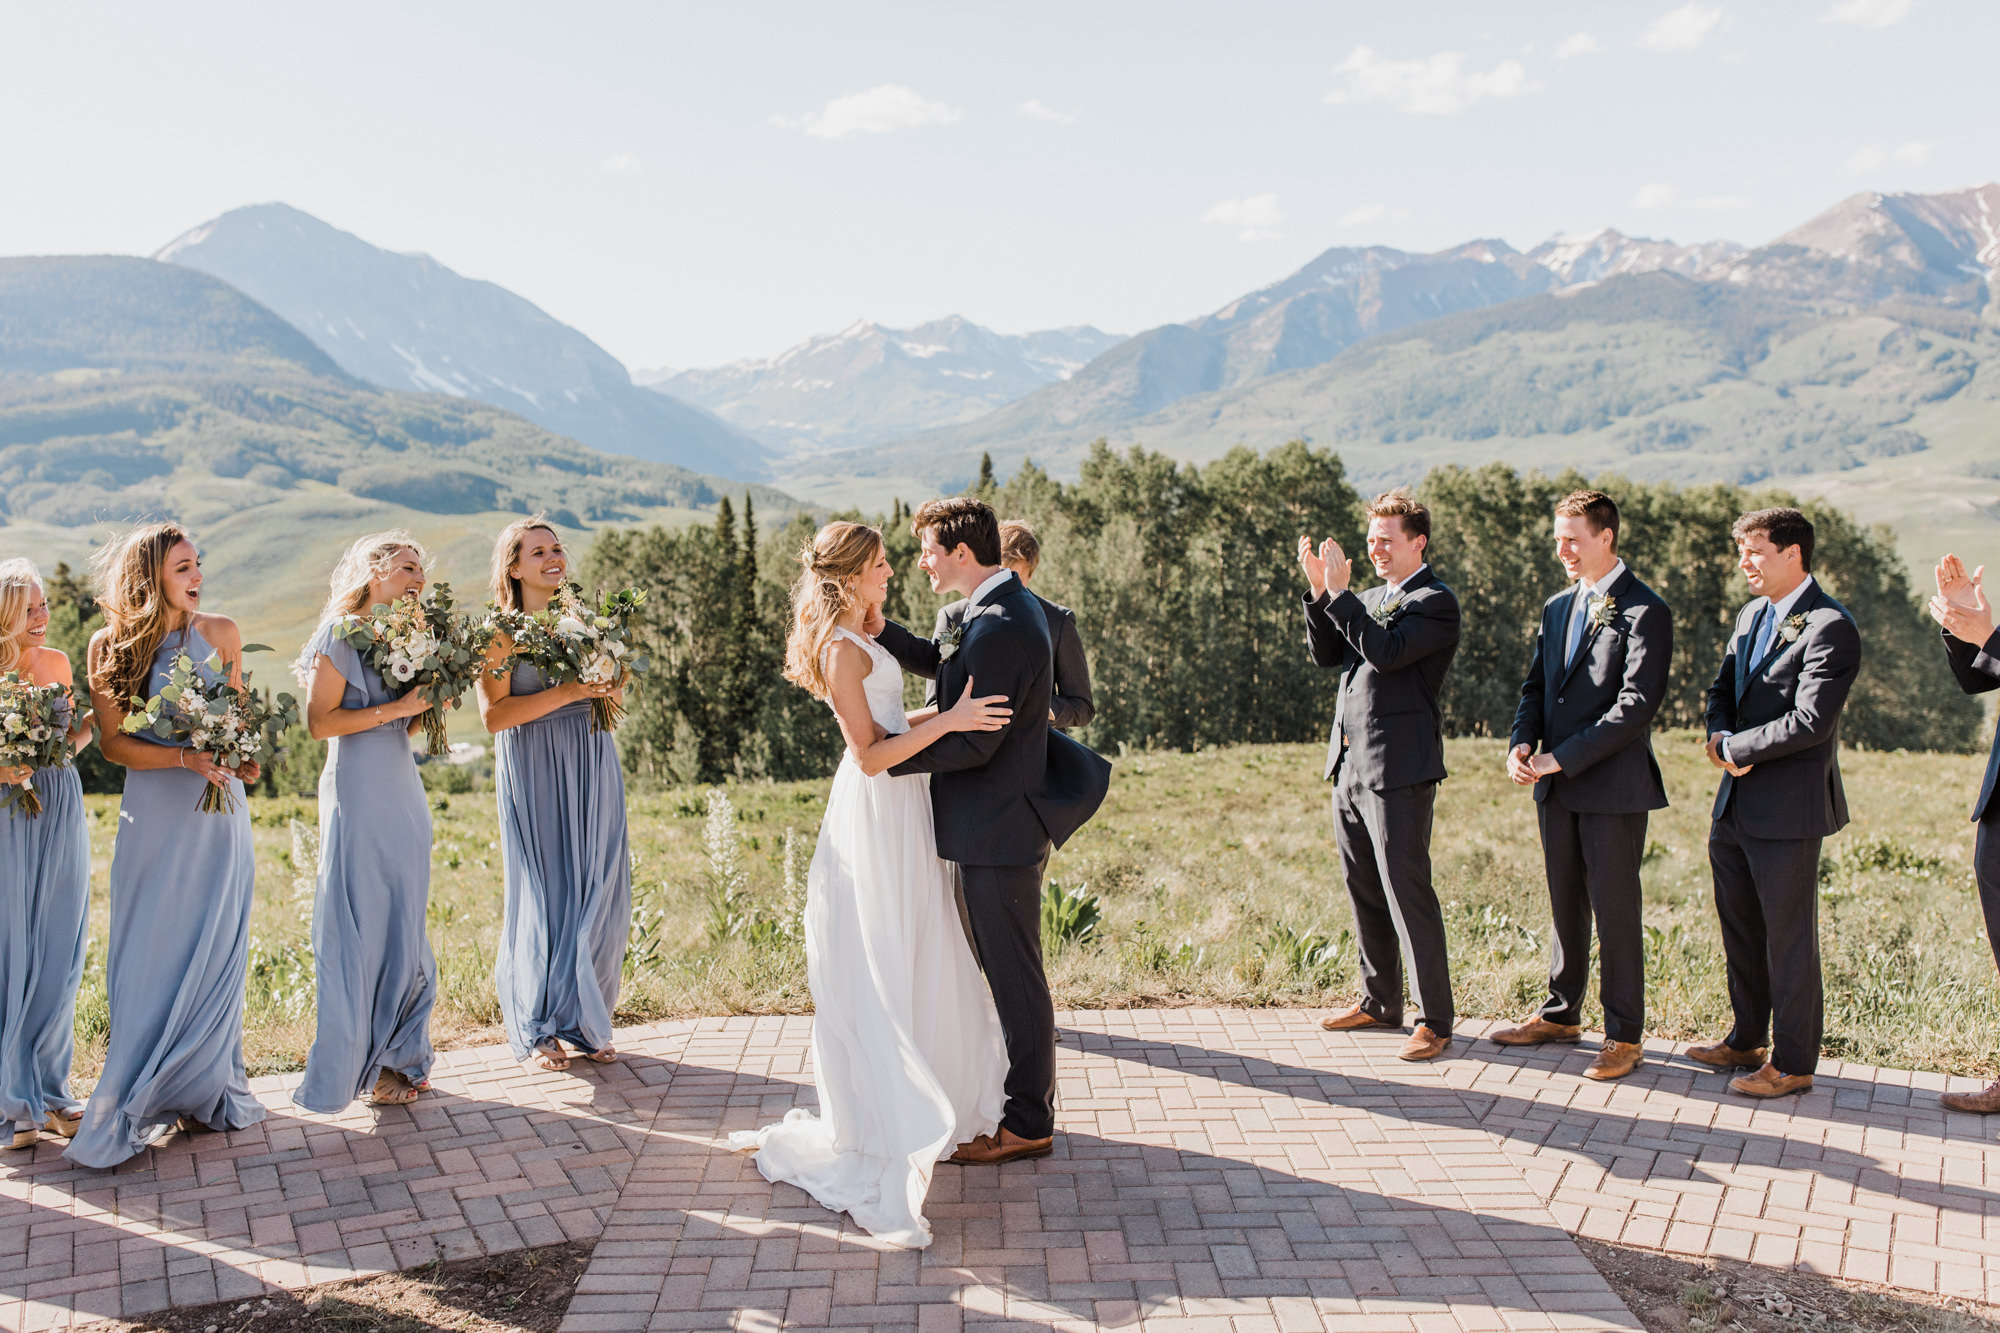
[1488,1016,1584,1047]
[1940,1080,2000,1113]
[1730,1063,1813,1098]
[949,1128,1054,1164]
[1584,1041,1644,1081]
[1319,1006,1397,1032]
[1398,1025,1451,1061]
[1686,1040,1766,1070]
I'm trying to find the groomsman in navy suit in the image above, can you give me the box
[1493,490,1672,1081]
[1692,508,1860,1098]
[1930,554,2000,1112]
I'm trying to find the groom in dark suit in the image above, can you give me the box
[872,497,1108,1163]
[1300,490,1462,1061]
[1495,490,1672,1081]
[1693,507,1860,1099]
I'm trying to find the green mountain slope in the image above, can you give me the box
[0,257,792,657]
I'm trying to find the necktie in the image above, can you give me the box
[1750,603,1775,666]
[1565,588,1591,667]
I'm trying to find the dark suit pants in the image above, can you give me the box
[1537,803,1648,1044]
[1334,778,1454,1036]
[1709,804,1824,1076]
[961,858,1055,1141]
[1978,816,2000,975]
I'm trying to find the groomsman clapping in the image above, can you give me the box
[1493,490,1672,1081]
[1692,509,1860,1099]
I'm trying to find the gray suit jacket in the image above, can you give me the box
[1509,565,1672,814]
[929,591,1094,731]
[1703,580,1861,839]
[1303,568,1461,789]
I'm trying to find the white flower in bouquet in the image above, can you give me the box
[4,713,23,735]
[555,614,590,639]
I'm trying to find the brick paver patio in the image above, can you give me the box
[5,1010,1999,1331]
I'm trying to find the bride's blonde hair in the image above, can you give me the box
[783,522,883,700]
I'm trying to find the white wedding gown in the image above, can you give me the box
[729,627,1006,1248]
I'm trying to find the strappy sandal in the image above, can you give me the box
[409,1076,432,1093]
[42,1108,83,1139]
[531,1041,571,1072]
[580,1046,619,1064]
[7,1124,37,1150]
[371,1069,420,1106]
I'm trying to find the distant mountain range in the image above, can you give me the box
[642,316,1122,450]
[156,203,763,476]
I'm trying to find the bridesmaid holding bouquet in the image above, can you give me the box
[0,560,94,1150]
[67,523,266,1168]
[292,532,440,1112]
[477,517,631,1071]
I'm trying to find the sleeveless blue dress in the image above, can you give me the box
[0,692,90,1139]
[293,623,437,1113]
[492,661,631,1060]
[66,624,264,1168]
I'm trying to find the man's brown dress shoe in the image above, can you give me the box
[1398,1025,1450,1061]
[1584,1041,1643,1081]
[1730,1063,1813,1098]
[949,1128,1054,1164]
[1320,1006,1396,1032]
[1940,1080,2000,1113]
[1686,1040,1766,1070]
[1489,1016,1583,1047]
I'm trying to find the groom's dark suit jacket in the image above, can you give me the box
[1509,565,1672,814]
[880,573,1109,866]
[1303,568,1460,788]
[1703,581,1860,838]
[928,592,1095,731]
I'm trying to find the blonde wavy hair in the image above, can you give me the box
[294,530,430,685]
[783,522,883,701]
[89,521,196,703]
[489,514,559,613]
[0,558,44,677]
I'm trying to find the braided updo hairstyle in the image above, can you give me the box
[782,521,884,700]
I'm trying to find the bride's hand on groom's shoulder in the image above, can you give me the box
[945,676,1012,732]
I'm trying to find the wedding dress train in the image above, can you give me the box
[729,628,1005,1248]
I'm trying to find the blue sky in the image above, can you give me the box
[2,1,1987,370]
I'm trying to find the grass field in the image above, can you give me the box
[62,732,2000,1087]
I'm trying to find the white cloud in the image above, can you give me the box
[1639,3,1726,52]
[771,85,962,140]
[1820,0,1915,26]
[1554,32,1602,59]
[1338,204,1388,227]
[1843,139,1938,175]
[1202,193,1286,242]
[600,153,642,173]
[1324,46,1540,116]
[1631,182,1749,211]
[1015,99,1074,124]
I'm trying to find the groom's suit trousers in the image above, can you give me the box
[961,856,1056,1141]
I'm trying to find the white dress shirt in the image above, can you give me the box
[966,569,1014,613]
[1563,558,1627,666]
[1381,562,1429,598]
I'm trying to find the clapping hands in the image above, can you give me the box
[1296,534,1352,598]
[1931,554,1994,647]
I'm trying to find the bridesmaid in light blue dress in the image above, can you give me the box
[477,517,631,1072]
[293,532,439,1113]
[0,561,94,1151]
[67,523,266,1169]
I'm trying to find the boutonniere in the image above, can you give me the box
[1777,612,1808,644]
[1587,595,1617,631]
[1370,592,1405,626]
[938,621,967,662]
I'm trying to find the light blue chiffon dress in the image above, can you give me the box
[492,662,631,1061]
[66,625,264,1168]
[0,696,90,1141]
[293,624,436,1113]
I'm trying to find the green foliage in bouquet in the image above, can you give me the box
[0,674,77,816]
[492,583,651,734]
[120,649,300,814]
[330,582,495,755]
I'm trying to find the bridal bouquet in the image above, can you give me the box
[492,584,649,733]
[121,650,300,813]
[0,674,75,817]
[332,582,495,755]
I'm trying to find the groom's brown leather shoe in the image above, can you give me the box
[1941,1080,2000,1113]
[1488,1016,1582,1047]
[950,1128,1054,1164]
[1686,1040,1766,1070]
[1730,1063,1813,1099]
[1320,1006,1396,1032]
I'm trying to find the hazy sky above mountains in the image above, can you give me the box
[2,1,1988,370]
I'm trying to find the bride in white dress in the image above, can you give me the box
[730,521,1011,1249]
